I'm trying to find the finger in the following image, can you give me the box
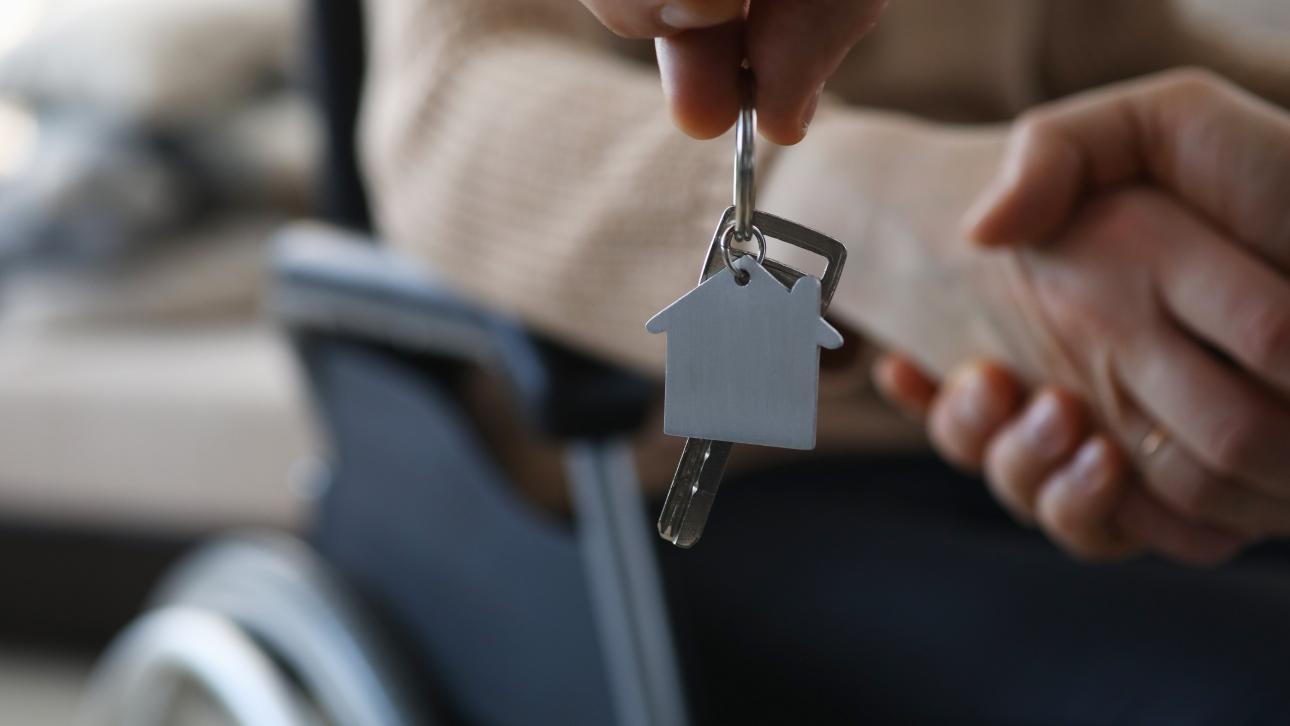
[1155,216,1290,394]
[656,22,744,139]
[1116,320,1290,504]
[982,388,1086,523]
[1116,489,1248,566]
[745,0,888,145]
[871,353,938,419]
[925,362,1023,469]
[1034,435,1140,561]
[580,0,743,38]
[1107,397,1290,539]
[964,69,1290,271]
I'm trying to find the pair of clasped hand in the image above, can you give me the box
[583,0,1290,565]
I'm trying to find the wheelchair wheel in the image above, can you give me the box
[142,532,431,726]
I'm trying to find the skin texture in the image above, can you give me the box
[875,71,1290,565]
[577,0,888,143]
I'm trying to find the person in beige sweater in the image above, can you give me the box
[355,1,1290,720]
[566,0,1290,565]
[359,0,1290,563]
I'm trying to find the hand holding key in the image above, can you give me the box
[576,0,889,143]
[648,71,848,547]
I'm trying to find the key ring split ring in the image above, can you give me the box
[720,223,767,283]
[733,69,756,243]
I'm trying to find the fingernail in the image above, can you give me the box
[948,367,995,431]
[659,3,714,30]
[1066,438,1111,494]
[1019,392,1071,459]
[801,85,824,134]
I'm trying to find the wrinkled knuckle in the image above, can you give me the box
[1077,190,1156,240]
[1039,513,1103,561]
[1239,305,1290,372]
[1170,476,1225,519]
[984,455,1034,522]
[1050,294,1122,351]
[983,444,1016,495]
[1207,409,1265,477]
[928,406,968,467]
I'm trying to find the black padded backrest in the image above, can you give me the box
[309,0,371,231]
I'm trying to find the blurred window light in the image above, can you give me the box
[0,0,51,59]
[0,98,39,179]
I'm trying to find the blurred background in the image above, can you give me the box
[0,0,318,722]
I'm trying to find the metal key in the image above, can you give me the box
[656,70,848,547]
[656,207,848,547]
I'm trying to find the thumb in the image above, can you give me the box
[963,69,1290,266]
[960,116,1087,248]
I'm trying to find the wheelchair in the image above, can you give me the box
[81,221,689,726]
[79,1,1290,723]
[83,0,689,722]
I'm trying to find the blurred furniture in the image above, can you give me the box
[0,0,321,647]
[0,222,318,647]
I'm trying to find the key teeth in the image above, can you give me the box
[672,533,699,549]
[657,492,712,549]
[657,521,676,543]
[657,503,695,547]
[657,518,700,548]
[658,439,732,549]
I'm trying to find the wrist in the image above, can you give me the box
[762,107,1011,376]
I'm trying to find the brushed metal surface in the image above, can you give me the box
[653,206,848,547]
[647,255,842,449]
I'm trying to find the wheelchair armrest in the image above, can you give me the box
[269,222,655,438]
[270,221,504,367]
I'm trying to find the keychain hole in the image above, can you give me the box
[720,224,767,283]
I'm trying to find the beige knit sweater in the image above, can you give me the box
[358,0,1290,463]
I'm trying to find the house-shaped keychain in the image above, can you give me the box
[647,254,843,450]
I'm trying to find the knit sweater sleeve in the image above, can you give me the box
[358,0,743,375]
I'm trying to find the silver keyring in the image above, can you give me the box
[720,223,767,281]
[733,69,756,242]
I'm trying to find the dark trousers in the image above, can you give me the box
[311,343,1290,726]
[663,456,1290,725]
